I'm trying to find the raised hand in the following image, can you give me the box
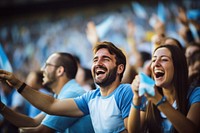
[0,69,23,90]
[86,21,99,46]
[177,7,188,26]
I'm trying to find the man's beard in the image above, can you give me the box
[95,66,117,87]
[43,72,56,89]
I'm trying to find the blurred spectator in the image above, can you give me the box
[0,52,94,133]
[0,1,199,83]
[187,50,200,78]
[75,55,95,91]
[185,42,200,63]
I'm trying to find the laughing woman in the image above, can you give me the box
[128,45,200,133]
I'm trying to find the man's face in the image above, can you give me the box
[41,54,59,88]
[92,48,118,87]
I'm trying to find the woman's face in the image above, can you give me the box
[151,47,174,88]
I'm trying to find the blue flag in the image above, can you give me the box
[131,2,147,19]
[96,15,114,39]
[139,72,155,96]
[0,44,13,72]
[157,2,166,23]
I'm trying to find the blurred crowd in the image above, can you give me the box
[0,1,199,80]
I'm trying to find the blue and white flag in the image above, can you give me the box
[96,15,114,39]
[0,44,13,72]
[131,2,147,19]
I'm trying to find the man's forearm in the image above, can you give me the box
[0,105,39,127]
[20,84,56,114]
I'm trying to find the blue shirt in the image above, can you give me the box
[188,87,200,105]
[74,84,133,133]
[41,79,94,133]
[161,87,200,133]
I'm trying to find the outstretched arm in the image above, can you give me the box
[0,70,84,117]
[0,101,44,127]
[86,21,99,46]
[19,124,55,133]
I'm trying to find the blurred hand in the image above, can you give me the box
[86,21,99,46]
[131,75,140,98]
[177,7,188,26]
[150,14,165,35]
[127,20,135,38]
[0,70,22,90]
[19,127,30,133]
[144,86,162,105]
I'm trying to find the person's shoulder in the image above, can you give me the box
[114,83,133,96]
[188,86,200,105]
[81,88,101,100]
[117,83,132,91]
[190,87,200,96]
[85,88,100,96]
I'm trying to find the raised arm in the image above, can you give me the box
[19,125,55,133]
[0,70,84,117]
[86,21,99,46]
[128,75,145,133]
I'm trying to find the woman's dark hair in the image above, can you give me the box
[93,41,126,81]
[144,45,189,133]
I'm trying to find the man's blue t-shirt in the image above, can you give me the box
[74,83,133,133]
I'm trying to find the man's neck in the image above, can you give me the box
[100,81,120,96]
[53,78,70,95]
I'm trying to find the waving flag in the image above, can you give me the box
[96,15,114,39]
[157,2,166,23]
[0,44,13,72]
[131,2,147,19]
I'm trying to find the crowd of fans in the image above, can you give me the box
[0,1,200,132]
[0,1,198,80]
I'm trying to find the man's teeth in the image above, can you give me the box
[96,70,105,75]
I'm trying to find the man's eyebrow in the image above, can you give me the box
[102,55,112,59]
[93,55,112,59]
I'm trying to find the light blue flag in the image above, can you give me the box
[131,2,147,19]
[96,15,114,39]
[157,2,166,23]
[139,72,155,96]
[0,44,13,72]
